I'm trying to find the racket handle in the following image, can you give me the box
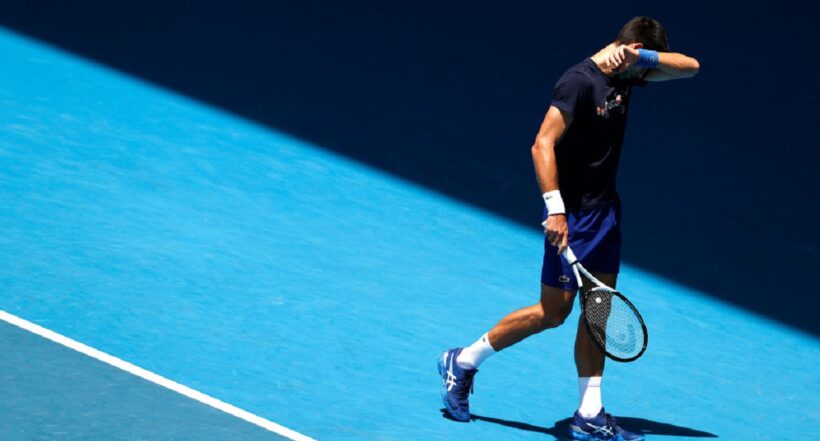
[562,246,584,288]
[562,246,578,265]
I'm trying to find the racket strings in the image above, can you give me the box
[583,287,646,360]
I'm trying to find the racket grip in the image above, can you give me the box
[562,246,578,265]
[562,246,584,288]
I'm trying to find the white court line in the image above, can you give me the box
[0,309,316,441]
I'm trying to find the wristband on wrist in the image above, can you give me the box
[542,190,565,216]
[635,49,659,68]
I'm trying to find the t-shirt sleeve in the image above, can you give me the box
[550,72,591,117]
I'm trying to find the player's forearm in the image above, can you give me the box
[532,106,569,214]
[531,139,559,194]
[533,138,568,246]
[654,52,700,78]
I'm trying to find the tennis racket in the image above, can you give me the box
[562,246,648,362]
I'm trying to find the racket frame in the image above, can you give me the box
[561,247,648,362]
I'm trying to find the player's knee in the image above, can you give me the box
[536,294,574,330]
[535,306,570,330]
[537,314,563,330]
[546,306,573,328]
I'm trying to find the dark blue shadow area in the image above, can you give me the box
[1,1,818,334]
[464,412,718,440]
[0,322,289,440]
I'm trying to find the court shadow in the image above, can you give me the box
[445,410,718,439]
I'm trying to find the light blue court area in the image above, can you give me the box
[0,27,818,441]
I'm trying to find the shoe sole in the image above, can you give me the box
[569,432,614,441]
[569,429,643,441]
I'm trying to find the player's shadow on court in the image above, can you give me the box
[441,409,717,439]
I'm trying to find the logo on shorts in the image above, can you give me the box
[559,275,571,283]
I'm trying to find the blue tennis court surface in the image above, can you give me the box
[1,27,818,440]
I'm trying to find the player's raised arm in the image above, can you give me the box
[605,43,699,82]
[642,50,700,81]
[532,105,571,253]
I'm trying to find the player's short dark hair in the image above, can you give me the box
[615,16,669,52]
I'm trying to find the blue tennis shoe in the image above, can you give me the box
[437,348,477,422]
[570,408,645,441]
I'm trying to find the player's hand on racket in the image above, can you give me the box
[606,43,642,72]
[542,214,569,255]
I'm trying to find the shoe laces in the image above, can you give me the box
[454,369,476,404]
[604,413,623,434]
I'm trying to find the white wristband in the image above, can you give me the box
[542,190,565,216]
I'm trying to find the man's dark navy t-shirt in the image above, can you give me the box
[550,58,644,211]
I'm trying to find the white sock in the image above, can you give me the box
[456,333,495,369]
[578,376,603,418]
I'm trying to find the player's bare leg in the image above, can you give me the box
[487,283,575,350]
[574,272,617,377]
[572,271,618,433]
[437,283,575,421]
[569,271,644,439]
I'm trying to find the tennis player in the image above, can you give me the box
[438,17,699,440]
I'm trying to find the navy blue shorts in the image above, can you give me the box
[541,200,621,291]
